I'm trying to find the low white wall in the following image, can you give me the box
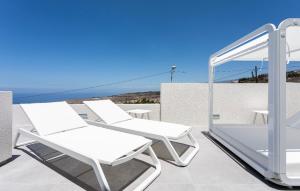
[12,83,300,134]
[118,104,160,121]
[160,83,300,129]
[160,83,207,127]
[0,92,12,163]
[70,104,160,121]
[212,83,267,125]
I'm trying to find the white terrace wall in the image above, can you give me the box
[160,83,300,129]
[70,104,160,121]
[12,83,300,134]
[0,92,12,164]
[160,83,207,127]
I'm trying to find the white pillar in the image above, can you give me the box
[268,28,287,177]
[0,91,12,164]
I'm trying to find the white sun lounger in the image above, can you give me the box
[14,102,161,191]
[83,100,199,166]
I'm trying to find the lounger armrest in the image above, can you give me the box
[85,119,114,128]
[86,119,190,141]
[112,141,152,166]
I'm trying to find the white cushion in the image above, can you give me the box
[21,102,88,136]
[46,125,151,164]
[114,118,191,139]
[84,100,133,124]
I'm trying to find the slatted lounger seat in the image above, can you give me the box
[84,100,199,166]
[14,102,161,191]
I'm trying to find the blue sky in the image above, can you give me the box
[1,0,299,98]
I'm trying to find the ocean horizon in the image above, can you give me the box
[12,91,115,104]
[8,88,159,104]
[7,87,127,104]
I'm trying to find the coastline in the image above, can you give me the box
[66,91,160,104]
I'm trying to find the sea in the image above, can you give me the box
[3,87,156,104]
[12,91,118,104]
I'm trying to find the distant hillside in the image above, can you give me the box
[67,91,160,104]
[236,70,300,83]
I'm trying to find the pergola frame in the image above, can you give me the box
[208,18,300,186]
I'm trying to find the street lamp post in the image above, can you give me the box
[171,65,176,83]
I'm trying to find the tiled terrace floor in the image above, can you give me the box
[0,127,295,191]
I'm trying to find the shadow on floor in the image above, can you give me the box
[0,155,20,167]
[17,143,152,191]
[203,131,300,190]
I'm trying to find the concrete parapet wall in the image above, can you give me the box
[70,103,160,121]
[160,83,300,128]
[160,83,207,127]
[12,83,300,133]
[0,92,12,163]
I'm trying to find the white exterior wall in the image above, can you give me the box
[12,83,300,132]
[212,83,268,125]
[70,104,160,121]
[118,104,160,120]
[161,83,300,129]
[0,92,12,164]
[160,83,208,127]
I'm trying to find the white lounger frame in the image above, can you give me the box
[209,18,300,186]
[87,120,199,167]
[14,127,161,191]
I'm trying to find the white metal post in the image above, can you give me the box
[208,58,214,130]
[267,29,287,178]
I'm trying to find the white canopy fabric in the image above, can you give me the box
[212,26,300,65]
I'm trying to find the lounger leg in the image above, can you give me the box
[162,132,199,166]
[253,113,258,124]
[14,129,37,148]
[92,146,161,191]
[133,146,161,191]
[186,133,200,163]
[262,114,267,124]
[91,159,111,191]
[13,131,20,148]
[162,138,182,164]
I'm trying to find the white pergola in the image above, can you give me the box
[209,18,300,186]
